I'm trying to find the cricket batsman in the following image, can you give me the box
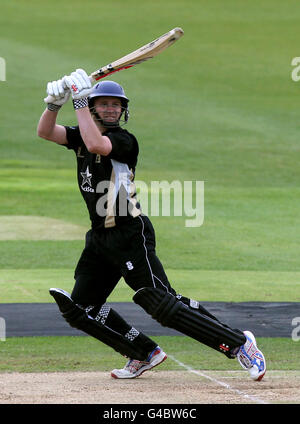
[37,69,266,380]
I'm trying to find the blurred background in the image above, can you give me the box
[0,0,299,301]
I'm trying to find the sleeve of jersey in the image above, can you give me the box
[107,131,138,163]
[63,126,83,150]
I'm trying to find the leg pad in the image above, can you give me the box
[50,288,148,360]
[133,287,246,356]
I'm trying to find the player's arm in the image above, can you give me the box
[37,109,67,144]
[74,107,112,155]
[37,78,70,145]
[64,69,112,156]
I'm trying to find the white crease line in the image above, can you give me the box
[168,355,268,405]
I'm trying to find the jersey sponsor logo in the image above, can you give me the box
[81,186,95,193]
[80,166,95,192]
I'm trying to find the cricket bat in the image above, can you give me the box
[45,27,184,103]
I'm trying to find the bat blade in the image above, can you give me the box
[90,27,184,81]
[44,27,184,104]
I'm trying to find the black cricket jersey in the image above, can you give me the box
[63,125,141,230]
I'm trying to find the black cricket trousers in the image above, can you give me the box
[71,214,177,307]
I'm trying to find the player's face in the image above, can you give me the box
[93,97,122,124]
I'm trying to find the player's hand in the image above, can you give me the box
[44,78,70,106]
[64,69,92,100]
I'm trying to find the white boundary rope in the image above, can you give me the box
[168,355,268,405]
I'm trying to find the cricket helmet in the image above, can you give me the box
[88,81,129,127]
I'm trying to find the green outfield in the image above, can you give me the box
[0,336,298,373]
[0,0,299,374]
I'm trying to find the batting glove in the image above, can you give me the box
[64,68,92,110]
[44,78,70,111]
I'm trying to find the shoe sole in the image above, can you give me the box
[111,354,167,379]
[255,371,266,381]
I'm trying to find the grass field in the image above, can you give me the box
[0,0,300,401]
[0,336,298,373]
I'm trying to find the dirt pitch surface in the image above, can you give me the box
[0,370,299,404]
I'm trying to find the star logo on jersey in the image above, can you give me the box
[80,166,94,192]
[81,166,92,186]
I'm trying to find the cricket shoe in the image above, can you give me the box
[111,346,167,379]
[236,330,266,381]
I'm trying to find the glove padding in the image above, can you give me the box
[44,78,70,105]
[64,68,92,100]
